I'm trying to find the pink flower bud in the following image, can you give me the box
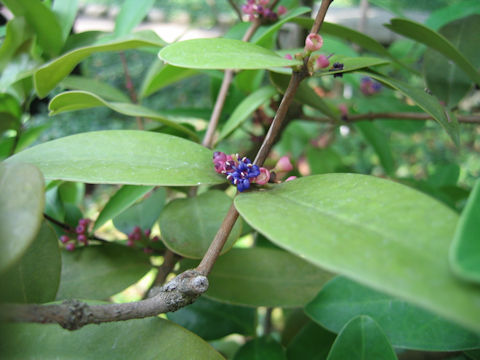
[252,167,270,185]
[284,54,293,60]
[259,0,270,5]
[152,235,160,242]
[133,226,142,234]
[79,218,89,226]
[144,229,151,237]
[76,225,85,234]
[285,176,297,182]
[274,156,293,173]
[316,54,330,69]
[277,5,287,15]
[60,235,69,244]
[77,234,87,243]
[65,242,75,251]
[305,33,323,52]
[127,239,135,247]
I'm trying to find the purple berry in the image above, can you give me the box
[76,225,85,234]
[79,218,89,226]
[65,242,75,251]
[60,235,69,244]
[133,226,142,234]
[144,229,151,237]
[77,234,87,243]
[152,235,160,243]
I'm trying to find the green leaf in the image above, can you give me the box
[158,38,302,70]
[306,277,480,351]
[306,147,347,175]
[49,91,198,139]
[0,318,224,359]
[326,316,397,360]
[60,76,130,102]
[0,222,61,303]
[385,18,480,87]
[234,174,480,332]
[181,247,333,307]
[159,190,241,259]
[113,0,155,38]
[0,163,44,273]
[140,61,197,98]
[425,0,480,30]
[466,350,480,360]
[58,182,85,205]
[252,7,311,47]
[0,93,21,132]
[34,31,166,98]
[270,72,340,121]
[167,296,256,341]
[286,321,336,360]
[450,180,480,283]
[94,185,154,231]
[355,122,395,175]
[234,336,287,360]
[0,17,32,71]
[6,130,224,186]
[315,55,390,77]
[113,188,166,235]
[365,72,459,146]
[56,243,151,300]
[424,15,480,109]
[2,0,63,56]
[52,0,79,42]
[218,85,277,142]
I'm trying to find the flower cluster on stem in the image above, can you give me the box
[242,0,287,22]
[127,226,160,254]
[60,218,91,251]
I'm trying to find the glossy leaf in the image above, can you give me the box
[49,91,197,139]
[56,243,151,300]
[425,0,480,30]
[450,180,480,283]
[52,0,79,41]
[34,31,166,97]
[160,190,241,259]
[181,247,333,307]
[58,182,85,206]
[0,163,44,273]
[60,76,130,102]
[0,222,61,303]
[286,321,336,360]
[385,18,480,87]
[252,7,311,46]
[234,336,286,360]
[6,130,224,186]
[235,174,480,332]
[0,93,21,132]
[326,316,397,360]
[0,318,223,359]
[113,188,166,235]
[2,0,63,56]
[114,0,155,38]
[365,72,459,146]
[158,38,302,70]
[218,85,277,142]
[94,185,154,231]
[306,277,480,351]
[140,61,197,98]
[0,17,32,71]
[355,122,395,175]
[270,72,340,121]
[424,15,480,109]
[167,296,256,340]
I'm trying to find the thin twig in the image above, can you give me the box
[2,270,208,330]
[263,307,273,335]
[228,0,243,22]
[301,112,480,124]
[196,0,334,275]
[119,52,144,130]
[43,213,109,243]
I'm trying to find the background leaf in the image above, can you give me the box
[326,316,397,360]
[52,0,79,42]
[159,38,302,70]
[355,122,395,175]
[234,336,286,360]
[0,222,61,304]
[140,62,197,98]
[450,179,480,283]
[7,130,224,186]
[55,243,151,300]
[181,247,333,307]
[94,185,154,231]
[234,174,480,332]
[113,0,155,38]
[167,296,256,341]
[0,318,223,359]
[60,76,130,102]
[286,321,336,360]
[306,277,480,351]
[160,190,242,259]
[0,163,44,273]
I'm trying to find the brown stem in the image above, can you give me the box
[228,0,243,22]
[1,270,208,330]
[120,52,143,130]
[142,249,181,299]
[302,112,480,124]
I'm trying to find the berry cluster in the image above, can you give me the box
[329,62,345,78]
[126,226,159,254]
[360,76,382,96]
[60,218,91,251]
[242,0,287,22]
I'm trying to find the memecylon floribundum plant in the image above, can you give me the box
[213,152,270,192]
